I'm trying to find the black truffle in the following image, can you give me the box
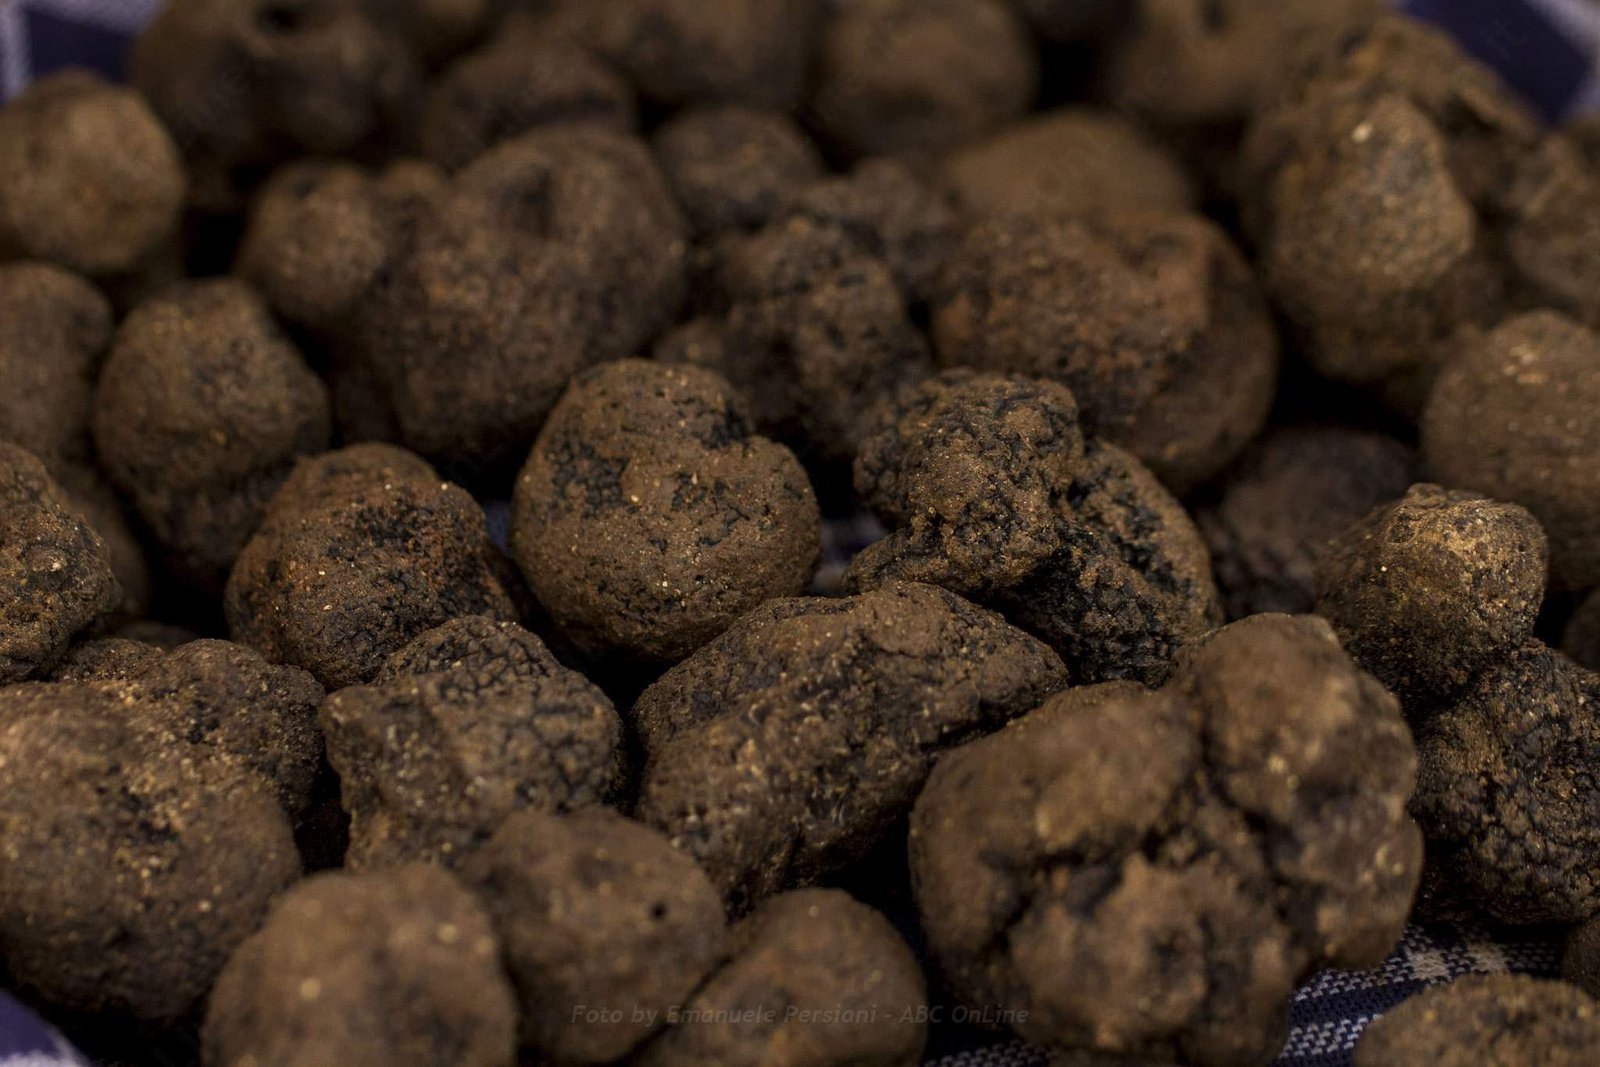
[1354,975,1600,1067]
[652,106,824,236]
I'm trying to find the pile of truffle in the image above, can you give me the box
[4,2,1600,1065]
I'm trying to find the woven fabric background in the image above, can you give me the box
[2,1,1599,1065]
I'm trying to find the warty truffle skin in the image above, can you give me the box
[651,105,825,237]
[1354,975,1600,1067]
[633,581,1070,908]
[512,359,821,667]
[910,614,1420,1066]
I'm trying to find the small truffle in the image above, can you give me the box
[461,808,729,1064]
[848,373,1221,685]
[511,360,820,666]
[225,444,516,689]
[93,279,332,593]
[1315,485,1549,713]
[1422,311,1600,590]
[0,71,184,276]
[204,864,517,1067]
[1198,426,1415,619]
[635,889,927,1067]
[1354,975,1600,1067]
[634,581,1069,906]
[0,444,118,684]
[320,616,624,868]
[812,0,1037,158]
[911,615,1420,1066]
[652,106,824,236]
[932,212,1279,493]
[1412,643,1600,924]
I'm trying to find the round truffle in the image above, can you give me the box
[225,444,516,689]
[1422,311,1600,590]
[0,71,184,276]
[652,106,824,236]
[460,808,729,1064]
[634,581,1069,906]
[204,864,517,1067]
[93,279,332,593]
[847,372,1222,685]
[812,0,1037,158]
[635,889,927,1067]
[512,360,820,666]
[1354,975,1600,1067]
[1315,484,1549,714]
[911,615,1420,1066]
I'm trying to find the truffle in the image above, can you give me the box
[1421,311,1600,590]
[204,864,517,1067]
[1315,485,1548,713]
[847,373,1221,685]
[812,0,1037,158]
[1411,643,1600,924]
[93,279,332,593]
[460,808,729,1064]
[511,360,820,666]
[652,106,824,236]
[932,212,1279,493]
[0,444,119,684]
[320,616,624,868]
[0,71,184,277]
[225,444,516,689]
[940,109,1198,221]
[634,581,1069,906]
[1354,975,1600,1067]
[50,637,166,684]
[911,614,1420,1066]
[635,889,927,1067]
[0,685,299,1023]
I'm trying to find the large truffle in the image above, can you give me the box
[1315,485,1549,714]
[634,581,1069,906]
[1421,311,1600,590]
[1198,426,1415,619]
[204,864,517,1067]
[320,616,624,868]
[848,373,1221,685]
[933,212,1279,493]
[651,106,825,236]
[635,889,927,1067]
[911,614,1420,1066]
[460,808,729,1064]
[0,444,118,684]
[1354,975,1600,1067]
[93,279,332,593]
[0,71,184,277]
[225,444,516,689]
[511,360,820,666]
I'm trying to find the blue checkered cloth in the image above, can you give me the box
[2,1,1599,1065]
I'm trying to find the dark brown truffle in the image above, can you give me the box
[0,685,299,1023]
[848,373,1221,685]
[933,212,1279,493]
[93,279,332,593]
[941,109,1198,221]
[0,444,118,684]
[1422,311,1600,590]
[204,864,517,1067]
[635,889,927,1067]
[1501,135,1600,331]
[1315,485,1549,714]
[320,616,623,868]
[1412,643,1600,924]
[0,71,184,276]
[1354,975,1600,1067]
[460,808,729,1064]
[652,106,824,236]
[812,0,1037,158]
[50,637,165,684]
[634,581,1069,906]
[1198,426,1415,619]
[911,615,1420,1066]
[511,360,820,666]
[225,444,516,689]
